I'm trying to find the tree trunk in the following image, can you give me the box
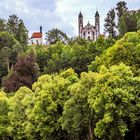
[6,58,10,72]
[88,122,93,140]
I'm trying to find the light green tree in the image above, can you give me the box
[89,31,140,75]
[8,87,33,139]
[25,68,78,139]
[60,71,96,140]
[0,91,9,139]
[88,63,140,139]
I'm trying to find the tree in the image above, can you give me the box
[116,1,128,22]
[0,32,23,86]
[104,8,116,38]
[126,11,138,32]
[60,72,96,140]
[118,10,138,37]
[45,28,69,45]
[115,1,128,36]
[16,20,28,46]
[88,64,140,139]
[24,69,78,139]
[118,15,127,37]
[0,91,9,139]
[89,31,140,75]
[2,52,39,92]
[6,15,28,46]
[8,87,34,139]
[0,18,6,32]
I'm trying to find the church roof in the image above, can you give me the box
[31,32,42,38]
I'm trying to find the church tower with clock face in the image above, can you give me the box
[78,10,100,41]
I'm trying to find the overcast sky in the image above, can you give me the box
[0,0,139,37]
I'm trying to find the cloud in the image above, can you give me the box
[0,0,75,38]
[0,0,139,39]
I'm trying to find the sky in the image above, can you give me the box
[0,0,140,38]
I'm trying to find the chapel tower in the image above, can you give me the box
[95,10,100,39]
[78,11,83,37]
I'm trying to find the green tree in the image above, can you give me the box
[0,18,6,32]
[126,11,138,32]
[88,63,140,139]
[116,1,128,22]
[118,15,127,37]
[6,15,28,46]
[118,10,138,37]
[8,87,34,139]
[60,72,96,140]
[45,28,69,45]
[0,32,22,86]
[0,91,9,139]
[104,8,116,38]
[25,69,78,139]
[89,31,140,75]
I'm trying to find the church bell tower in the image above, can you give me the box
[78,11,83,37]
[95,10,100,39]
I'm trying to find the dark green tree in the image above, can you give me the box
[6,15,28,46]
[118,10,138,37]
[118,15,127,37]
[45,28,69,45]
[104,8,116,38]
[0,18,6,32]
[0,32,22,86]
[126,11,138,32]
[116,1,128,21]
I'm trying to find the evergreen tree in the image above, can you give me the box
[6,15,28,46]
[118,15,127,37]
[104,8,116,38]
[116,1,128,22]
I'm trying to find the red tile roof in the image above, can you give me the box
[31,32,42,38]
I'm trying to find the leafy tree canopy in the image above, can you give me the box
[45,28,69,45]
[89,31,140,75]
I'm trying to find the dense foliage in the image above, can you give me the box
[0,63,140,139]
[89,31,140,75]
[0,1,140,139]
[2,52,39,92]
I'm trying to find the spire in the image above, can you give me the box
[79,10,83,18]
[95,10,99,17]
[40,26,42,33]
[87,21,90,26]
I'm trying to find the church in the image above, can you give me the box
[78,10,100,41]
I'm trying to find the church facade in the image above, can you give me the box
[78,11,100,41]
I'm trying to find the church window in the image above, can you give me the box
[88,31,90,34]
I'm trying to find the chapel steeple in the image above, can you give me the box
[78,11,83,37]
[95,10,100,39]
